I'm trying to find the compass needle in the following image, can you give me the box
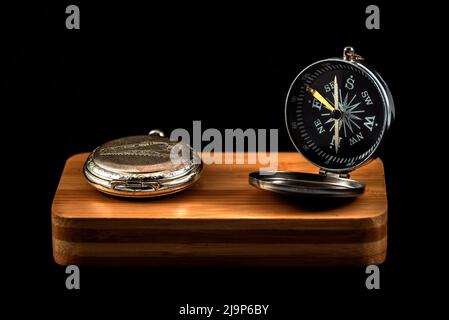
[333,75,340,153]
[306,85,335,112]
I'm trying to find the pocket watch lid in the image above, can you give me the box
[83,131,202,197]
[248,171,365,198]
[90,135,190,174]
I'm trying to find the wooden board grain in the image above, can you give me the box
[52,152,387,266]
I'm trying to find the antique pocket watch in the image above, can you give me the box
[250,47,394,197]
[83,130,202,198]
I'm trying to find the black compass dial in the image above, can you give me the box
[285,59,388,172]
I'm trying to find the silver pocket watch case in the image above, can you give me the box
[83,130,202,198]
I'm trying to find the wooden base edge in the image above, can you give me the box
[53,237,387,267]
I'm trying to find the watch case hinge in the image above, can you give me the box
[111,179,161,191]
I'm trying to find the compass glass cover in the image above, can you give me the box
[285,59,390,172]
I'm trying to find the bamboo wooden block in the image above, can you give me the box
[52,152,387,266]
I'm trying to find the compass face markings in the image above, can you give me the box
[363,116,376,131]
[286,59,386,171]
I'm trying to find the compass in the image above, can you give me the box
[249,47,394,197]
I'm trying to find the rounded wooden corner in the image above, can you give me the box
[361,208,388,229]
[366,250,387,266]
[52,237,79,266]
[53,242,69,266]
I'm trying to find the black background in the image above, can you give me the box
[0,1,440,312]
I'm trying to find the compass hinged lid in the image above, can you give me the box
[249,170,365,198]
[83,130,202,197]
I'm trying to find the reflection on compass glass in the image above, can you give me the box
[285,59,388,172]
